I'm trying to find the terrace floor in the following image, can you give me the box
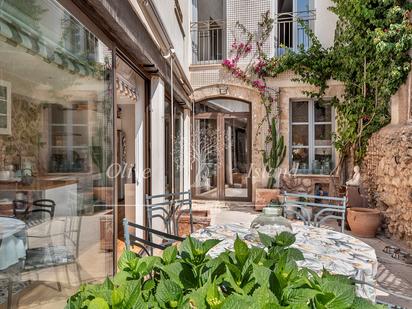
[193,200,412,308]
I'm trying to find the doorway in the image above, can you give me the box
[192,99,251,201]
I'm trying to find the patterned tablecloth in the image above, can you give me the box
[191,223,378,301]
[0,217,27,270]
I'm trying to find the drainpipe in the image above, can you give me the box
[163,48,176,193]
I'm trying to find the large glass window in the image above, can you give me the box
[290,100,334,174]
[0,0,114,307]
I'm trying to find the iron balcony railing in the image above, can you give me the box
[275,10,316,56]
[190,11,315,65]
[191,20,226,65]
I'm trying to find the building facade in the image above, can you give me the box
[190,0,345,202]
[0,0,192,307]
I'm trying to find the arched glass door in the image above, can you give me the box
[192,99,251,201]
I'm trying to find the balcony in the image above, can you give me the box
[191,20,226,65]
[275,10,316,56]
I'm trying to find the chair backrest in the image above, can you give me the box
[283,191,347,233]
[123,218,184,256]
[145,190,193,237]
[31,199,56,218]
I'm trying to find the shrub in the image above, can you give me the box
[66,232,382,308]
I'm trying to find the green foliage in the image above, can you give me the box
[269,0,412,164]
[66,233,382,308]
[262,118,286,189]
[227,1,412,165]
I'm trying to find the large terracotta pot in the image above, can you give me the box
[347,208,381,238]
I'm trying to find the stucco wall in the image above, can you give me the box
[314,0,337,48]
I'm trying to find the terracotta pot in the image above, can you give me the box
[255,189,281,211]
[178,210,211,237]
[347,208,381,238]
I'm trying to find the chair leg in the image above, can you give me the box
[7,279,13,309]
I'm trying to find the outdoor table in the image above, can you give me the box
[0,217,27,270]
[191,223,378,301]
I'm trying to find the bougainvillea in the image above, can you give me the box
[223,1,412,170]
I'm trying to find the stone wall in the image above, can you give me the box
[362,125,412,247]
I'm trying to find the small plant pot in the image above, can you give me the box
[347,208,381,238]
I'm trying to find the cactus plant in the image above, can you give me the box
[262,118,286,189]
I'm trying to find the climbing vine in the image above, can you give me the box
[223,0,412,169]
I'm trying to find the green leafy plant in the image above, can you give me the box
[262,118,286,189]
[223,0,412,168]
[66,232,382,308]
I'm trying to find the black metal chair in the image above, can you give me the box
[144,190,193,239]
[123,218,184,256]
[26,199,56,229]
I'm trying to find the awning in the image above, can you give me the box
[0,10,103,79]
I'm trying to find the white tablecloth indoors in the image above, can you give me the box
[192,223,378,301]
[0,217,26,270]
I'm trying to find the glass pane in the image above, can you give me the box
[193,119,218,199]
[292,124,309,146]
[315,124,332,146]
[0,84,6,98]
[0,100,7,114]
[225,118,248,198]
[315,101,332,122]
[297,0,310,13]
[315,148,333,174]
[291,148,309,173]
[196,99,249,114]
[174,108,184,193]
[0,115,6,128]
[291,101,308,122]
[0,0,114,307]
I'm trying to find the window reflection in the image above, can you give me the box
[0,0,114,307]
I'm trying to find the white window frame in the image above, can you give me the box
[0,80,11,135]
[289,99,335,174]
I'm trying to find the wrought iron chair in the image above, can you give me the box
[23,215,82,290]
[26,199,56,227]
[123,218,184,256]
[283,192,347,233]
[144,190,193,253]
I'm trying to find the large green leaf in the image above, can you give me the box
[88,297,109,309]
[275,232,296,247]
[234,236,249,266]
[161,262,197,289]
[162,246,178,265]
[155,279,183,308]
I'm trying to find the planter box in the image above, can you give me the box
[255,188,281,211]
[178,210,211,237]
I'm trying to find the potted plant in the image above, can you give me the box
[255,118,286,211]
[66,232,382,308]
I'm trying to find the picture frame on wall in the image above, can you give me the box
[0,80,11,135]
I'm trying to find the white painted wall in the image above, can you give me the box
[183,109,191,192]
[150,76,166,196]
[314,0,337,48]
[134,77,146,235]
[152,0,191,76]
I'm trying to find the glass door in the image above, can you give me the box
[192,117,219,199]
[224,116,249,199]
[193,99,251,201]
